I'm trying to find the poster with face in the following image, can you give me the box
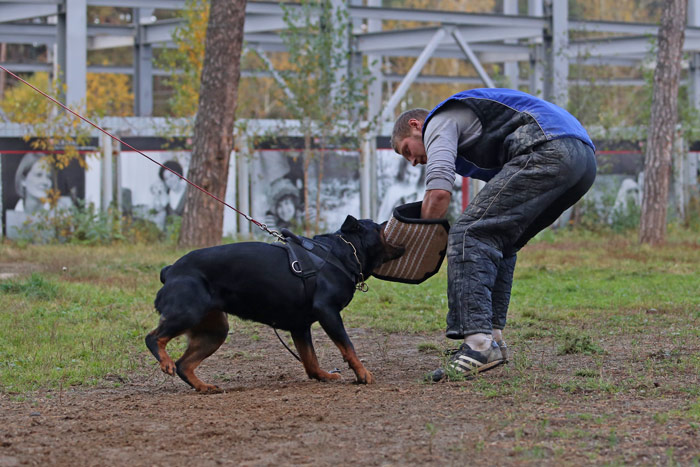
[376,149,425,223]
[247,141,464,237]
[1,144,86,240]
[376,147,464,223]
[248,144,361,234]
[119,146,190,232]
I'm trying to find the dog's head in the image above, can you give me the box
[338,215,405,276]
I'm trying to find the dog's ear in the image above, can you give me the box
[340,215,360,233]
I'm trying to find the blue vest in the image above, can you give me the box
[423,88,595,181]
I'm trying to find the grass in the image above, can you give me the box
[0,243,179,392]
[0,228,699,393]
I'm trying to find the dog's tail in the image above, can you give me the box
[159,265,171,284]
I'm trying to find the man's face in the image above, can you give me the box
[396,118,427,166]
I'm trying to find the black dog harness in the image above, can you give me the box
[270,229,362,306]
[269,229,365,369]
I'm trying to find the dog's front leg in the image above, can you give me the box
[317,312,374,384]
[291,327,341,382]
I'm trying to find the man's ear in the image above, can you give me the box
[340,215,360,233]
[408,118,423,131]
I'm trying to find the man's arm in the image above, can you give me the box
[421,189,451,219]
[420,105,474,220]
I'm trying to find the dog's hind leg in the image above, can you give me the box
[291,327,341,382]
[147,276,213,378]
[145,326,182,376]
[175,310,229,393]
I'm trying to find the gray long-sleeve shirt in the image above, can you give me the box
[423,101,482,192]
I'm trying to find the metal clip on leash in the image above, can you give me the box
[257,222,286,242]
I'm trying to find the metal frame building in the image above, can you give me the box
[1,0,699,223]
[4,1,700,114]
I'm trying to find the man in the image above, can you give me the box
[391,88,596,380]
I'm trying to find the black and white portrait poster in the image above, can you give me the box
[249,148,361,234]
[119,149,190,231]
[1,142,86,239]
[376,147,464,223]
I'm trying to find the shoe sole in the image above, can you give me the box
[450,356,505,377]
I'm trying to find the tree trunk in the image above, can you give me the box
[639,0,687,245]
[178,0,247,248]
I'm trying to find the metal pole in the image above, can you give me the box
[238,137,251,237]
[503,0,519,88]
[549,0,569,106]
[366,0,382,219]
[451,28,495,88]
[112,138,121,212]
[134,8,154,116]
[61,0,87,107]
[100,131,113,211]
[380,27,445,122]
[529,0,545,96]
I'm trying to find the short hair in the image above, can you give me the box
[159,160,183,181]
[14,152,45,198]
[390,108,429,154]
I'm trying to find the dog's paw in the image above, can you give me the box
[355,369,375,384]
[160,359,176,376]
[196,384,224,394]
[311,371,342,382]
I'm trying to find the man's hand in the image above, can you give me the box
[421,189,451,219]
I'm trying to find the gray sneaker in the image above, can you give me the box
[428,340,506,382]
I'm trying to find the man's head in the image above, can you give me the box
[391,108,429,166]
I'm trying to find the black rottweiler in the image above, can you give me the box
[145,216,403,393]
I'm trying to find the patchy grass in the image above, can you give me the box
[1,228,699,394]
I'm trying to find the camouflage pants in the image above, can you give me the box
[445,138,597,339]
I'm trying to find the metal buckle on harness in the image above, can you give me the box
[291,261,302,274]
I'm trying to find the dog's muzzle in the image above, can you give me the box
[372,201,449,284]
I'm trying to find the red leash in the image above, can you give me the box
[0,64,282,240]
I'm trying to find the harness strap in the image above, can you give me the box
[271,242,324,306]
[287,233,360,286]
[272,231,362,302]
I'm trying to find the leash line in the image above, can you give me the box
[0,65,284,241]
[0,65,346,364]
[273,328,301,362]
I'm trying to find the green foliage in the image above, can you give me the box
[557,331,603,355]
[0,273,58,301]
[14,201,123,245]
[155,0,207,135]
[274,0,375,233]
[164,215,183,245]
[12,201,178,246]
[0,71,96,210]
[0,72,52,124]
[572,183,641,234]
[0,272,154,392]
[278,0,372,132]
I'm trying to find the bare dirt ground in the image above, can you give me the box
[1,326,699,466]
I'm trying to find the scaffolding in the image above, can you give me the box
[1,0,699,225]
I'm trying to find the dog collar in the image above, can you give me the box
[336,235,368,292]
